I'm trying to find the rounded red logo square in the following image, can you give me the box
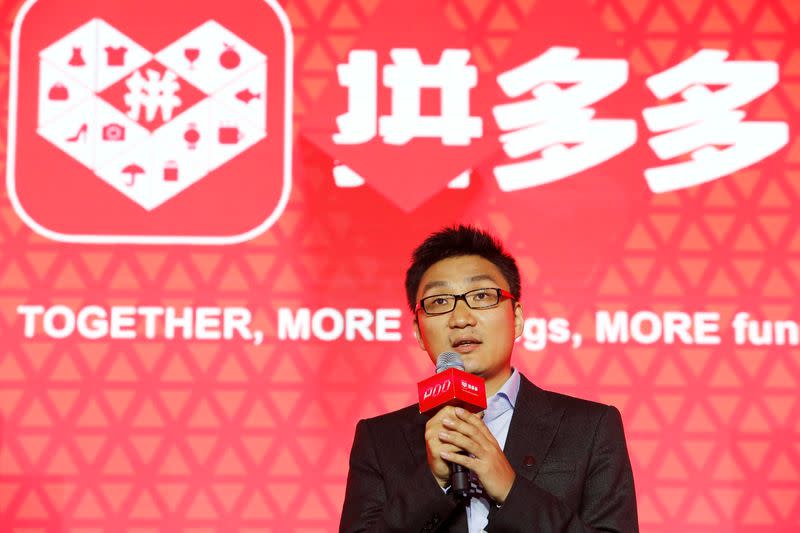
[8,0,292,244]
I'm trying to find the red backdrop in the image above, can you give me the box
[1,0,799,531]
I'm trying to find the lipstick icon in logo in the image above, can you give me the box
[8,0,292,244]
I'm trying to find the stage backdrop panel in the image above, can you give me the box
[1,0,799,531]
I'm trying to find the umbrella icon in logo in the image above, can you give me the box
[121,163,144,186]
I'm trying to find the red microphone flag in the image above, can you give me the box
[417,368,487,414]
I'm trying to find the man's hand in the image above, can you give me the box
[438,407,516,504]
[424,405,467,488]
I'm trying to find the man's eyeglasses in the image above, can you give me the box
[415,288,515,316]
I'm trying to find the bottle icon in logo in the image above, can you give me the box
[163,160,178,182]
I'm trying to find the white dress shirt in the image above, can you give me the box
[466,368,520,533]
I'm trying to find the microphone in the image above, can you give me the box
[417,352,486,499]
[418,352,487,413]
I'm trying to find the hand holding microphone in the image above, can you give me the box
[424,406,475,493]
[418,352,516,504]
[418,352,485,498]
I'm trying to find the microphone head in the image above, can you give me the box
[436,352,464,373]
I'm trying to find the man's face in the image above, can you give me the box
[413,255,524,393]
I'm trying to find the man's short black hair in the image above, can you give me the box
[404,225,521,311]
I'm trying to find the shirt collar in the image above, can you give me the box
[494,367,520,408]
[484,368,520,422]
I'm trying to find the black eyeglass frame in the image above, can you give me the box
[414,288,516,316]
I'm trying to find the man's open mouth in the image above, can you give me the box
[452,338,481,348]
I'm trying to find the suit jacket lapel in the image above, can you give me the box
[503,374,565,481]
[404,407,429,467]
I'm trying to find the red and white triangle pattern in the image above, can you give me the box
[1,0,799,531]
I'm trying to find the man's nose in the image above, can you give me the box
[448,299,476,328]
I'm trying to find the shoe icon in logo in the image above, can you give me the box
[66,123,88,142]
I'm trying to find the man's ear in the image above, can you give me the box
[514,301,524,339]
[413,317,426,351]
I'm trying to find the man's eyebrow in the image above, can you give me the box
[420,274,500,294]
[467,274,499,284]
[420,280,449,294]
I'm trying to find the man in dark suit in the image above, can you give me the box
[340,226,638,532]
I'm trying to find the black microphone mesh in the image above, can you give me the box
[436,352,464,373]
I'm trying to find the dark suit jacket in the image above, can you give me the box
[340,373,638,532]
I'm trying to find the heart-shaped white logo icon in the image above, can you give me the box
[38,18,268,210]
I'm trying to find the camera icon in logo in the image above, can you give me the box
[102,123,126,142]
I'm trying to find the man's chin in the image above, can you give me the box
[461,356,484,376]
